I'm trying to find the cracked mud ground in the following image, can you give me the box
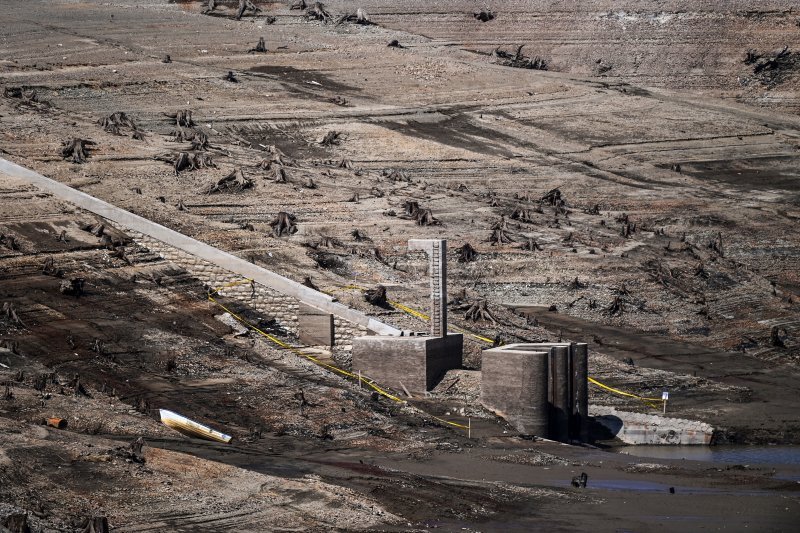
[1,1,800,531]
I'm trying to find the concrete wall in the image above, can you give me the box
[481,348,550,437]
[352,334,463,392]
[0,157,390,350]
[591,406,714,445]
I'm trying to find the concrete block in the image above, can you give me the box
[481,347,549,437]
[352,334,463,392]
[590,406,714,445]
[292,304,334,348]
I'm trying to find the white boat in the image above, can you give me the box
[159,409,232,443]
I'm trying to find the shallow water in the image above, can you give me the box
[615,445,800,465]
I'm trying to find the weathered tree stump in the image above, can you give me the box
[320,130,342,146]
[205,168,254,193]
[474,10,495,22]
[364,285,388,307]
[59,278,85,297]
[337,8,372,25]
[305,2,332,23]
[2,302,24,327]
[464,300,496,323]
[248,37,267,53]
[270,212,297,237]
[302,276,319,291]
[61,138,95,163]
[456,242,478,263]
[82,516,109,533]
[99,111,144,139]
[0,233,19,251]
[1,512,30,533]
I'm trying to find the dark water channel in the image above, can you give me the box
[615,444,800,466]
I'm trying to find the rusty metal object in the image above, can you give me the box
[46,417,67,429]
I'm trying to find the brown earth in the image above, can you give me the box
[1,0,800,530]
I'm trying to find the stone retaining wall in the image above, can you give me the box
[0,157,396,351]
[119,225,373,348]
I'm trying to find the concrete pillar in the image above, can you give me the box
[571,343,589,442]
[408,239,447,337]
[548,345,570,442]
[481,347,550,436]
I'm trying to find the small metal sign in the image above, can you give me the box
[662,391,669,400]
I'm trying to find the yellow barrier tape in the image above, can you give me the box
[331,284,495,344]
[211,278,662,417]
[207,279,470,430]
[588,377,662,409]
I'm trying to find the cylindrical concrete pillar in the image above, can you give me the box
[548,345,570,442]
[571,343,589,442]
[522,350,550,438]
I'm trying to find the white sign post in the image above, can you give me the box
[662,391,669,414]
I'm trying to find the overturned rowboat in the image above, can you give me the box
[158,409,232,443]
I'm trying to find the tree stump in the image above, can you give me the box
[61,138,95,163]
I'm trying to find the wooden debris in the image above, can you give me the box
[474,10,495,22]
[167,109,195,128]
[0,233,19,251]
[173,152,215,175]
[495,45,547,70]
[99,111,144,139]
[337,8,372,25]
[289,0,307,9]
[270,211,297,237]
[61,138,95,164]
[351,229,369,242]
[521,238,543,251]
[569,277,586,290]
[1,512,30,532]
[585,203,601,215]
[42,257,64,277]
[464,300,496,323]
[541,187,564,206]
[273,166,289,183]
[364,285,388,307]
[60,278,85,297]
[770,326,786,348]
[330,95,348,106]
[236,0,261,20]
[2,302,24,327]
[456,242,478,263]
[205,168,254,193]
[384,168,410,182]
[305,2,332,23]
[488,216,514,245]
[708,231,724,257]
[320,130,342,146]
[303,176,317,189]
[189,130,210,151]
[302,276,319,291]
[510,207,536,223]
[249,37,267,53]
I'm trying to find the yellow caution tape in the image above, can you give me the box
[207,279,469,430]
[210,278,663,419]
[588,377,663,409]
